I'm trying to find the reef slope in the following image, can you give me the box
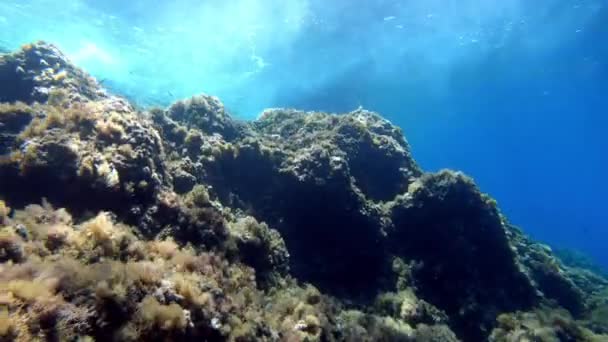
[1,42,607,342]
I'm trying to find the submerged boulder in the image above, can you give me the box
[167,94,242,141]
[388,171,538,340]
[0,41,106,104]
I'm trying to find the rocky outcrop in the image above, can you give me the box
[1,42,607,342]
[387,171,538,340]
[167,95,243,141]
[0,41,106,104]
[0,43,287,284]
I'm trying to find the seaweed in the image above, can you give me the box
[1,41,608,342]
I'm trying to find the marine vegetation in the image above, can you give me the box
[1,42,607,341]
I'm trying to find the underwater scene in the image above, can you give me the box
[0,0,607,341]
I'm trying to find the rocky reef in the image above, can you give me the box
[1,42,607,342]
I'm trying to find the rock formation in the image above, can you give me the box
[1,42,607,341]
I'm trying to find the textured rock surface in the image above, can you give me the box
[1,42,607,342]
[155,106,423,297]
[0,41,106,104]
[387,171,538,340]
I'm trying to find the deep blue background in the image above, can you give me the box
[1,0,606,268]
[278,2,608,269]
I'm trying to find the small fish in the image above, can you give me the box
[99,78,107,85]
[167,91,174,97]
[383,16,396,21]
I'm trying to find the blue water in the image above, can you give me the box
[1,0,607,269]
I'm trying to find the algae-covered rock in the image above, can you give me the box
[388,170,538,340]
[489,306,608,342]
[507,224,599,316]
[167,94,242,141]
[1,42,607,342]
[154,106,407,297]
[0,41,105,103]
[253,108,421,201]
[0,102,35,155]
[0,202,303,341]
[0,96,168,231]
[227,216,289,286]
